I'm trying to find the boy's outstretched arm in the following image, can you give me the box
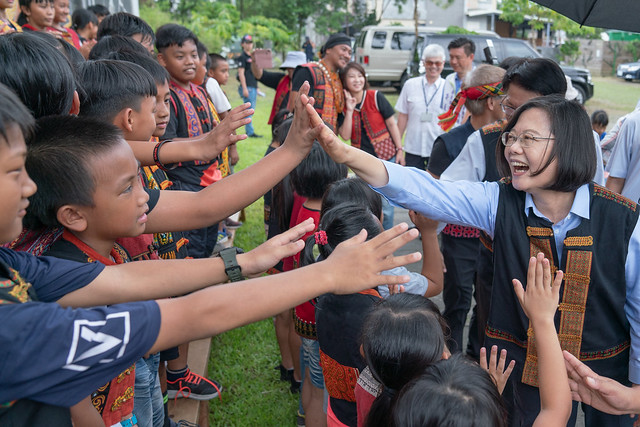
[308,102,389,188]
[144,82,321,234]
[57,220,316,307]
[513,253,571,426]
[126,103,253,166]
[150,223,421,352]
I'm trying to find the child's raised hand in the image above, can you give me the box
[283,81,321,155]
[408,210,438,233]
[512,252,563,323]
[324,222,421,295]
[242,218,315,276]
[480,345,516,395]
[203,103,253,159]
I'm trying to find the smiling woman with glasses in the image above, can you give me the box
[313,93,640,426]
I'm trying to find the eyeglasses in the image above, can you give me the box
[501,131,555,148]
[500,99,516,115]
[424,60,444,67]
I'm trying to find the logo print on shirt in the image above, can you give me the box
[64,312,131,372]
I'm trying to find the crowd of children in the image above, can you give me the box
[0,4,636,427]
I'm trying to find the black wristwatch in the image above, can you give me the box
[219,247,244,282]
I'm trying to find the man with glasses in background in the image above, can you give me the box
[395,44,454,169]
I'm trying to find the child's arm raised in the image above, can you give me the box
[143,82,321,234]
[126,103,253,166]
[149,223,421,352]
[513,253,571,426]
[408,210,443,297]
[56,219,316,307]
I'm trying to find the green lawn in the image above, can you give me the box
[205,72,635,426]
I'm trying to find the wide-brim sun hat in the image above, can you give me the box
[280,51,307,69]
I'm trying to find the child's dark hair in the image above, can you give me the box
[89,34,151,60]
[97,12,155,45]
[391,354,507,427]
[362,293,448,427]
[87,4,110,18]
[0,32,76,118]
[77,59,157,122]
[0,83,35,145]
[17,0,54,26]
[321,177,382,219]
[301,203,381,266]
[197,41,210,69]
[272,109,292,142]
[25,31,85,69]
[290,141,348,199]
[591,109,609,127]
[105,50,170,85]
[268,115,295,234]
[72,8,98,32]
[209,53,227,71]
[25,115,125,229]
[155,23,198,52]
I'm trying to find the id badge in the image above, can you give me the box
[420,111,433,122]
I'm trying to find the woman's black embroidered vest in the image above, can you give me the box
[485,180,639,386]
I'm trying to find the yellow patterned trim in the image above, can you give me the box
[110,386,134,411]
[558,302,586,313]
[526,226,553,237]
[564,236,593,247]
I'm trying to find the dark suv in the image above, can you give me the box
[406,34,594,103]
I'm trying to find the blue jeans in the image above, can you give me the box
[133,354,164,427]
[238,85,257,136]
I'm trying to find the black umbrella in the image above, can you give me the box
[531,0,640,32]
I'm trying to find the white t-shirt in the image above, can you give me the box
[205,78,231,114]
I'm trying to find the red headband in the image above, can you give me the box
[438,81,504,132]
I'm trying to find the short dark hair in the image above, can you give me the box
[25,115,124,229]
[72,8,99,31]
[591,109,609,127]
[0,83,35,145]
[77,60,157,122]
[448,37,475,56]
[496,95,596,192]
[155,23,198,52]
[301,203,381,266]
[502,57,567,97]
[290,141,348,199]
[392,355,507,427]
[339,62,369,91]
[321,177,382,219]
[362,293,449,427]
[272,109,292,142]
[196,41,210,69]
[209,53,227,71]
[105,50,170,85]
[87,4,110,17]
[97,12,155,45]
[0,32,76,118]
[89,34,151,60]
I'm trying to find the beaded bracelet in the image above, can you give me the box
[153,139,177,171]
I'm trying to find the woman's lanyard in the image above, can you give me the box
[422,78,443,111]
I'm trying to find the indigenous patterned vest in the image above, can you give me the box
[485,180,638,387]
[300,63,341,130]
[480,119,506,182]
[351,90,396,161]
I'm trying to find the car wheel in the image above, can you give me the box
[574,85,586,104]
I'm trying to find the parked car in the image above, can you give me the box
[617,61,640,81]
[354,25,497,89]
[407,34,594,103]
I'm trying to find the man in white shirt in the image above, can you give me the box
[396,44,455,170]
